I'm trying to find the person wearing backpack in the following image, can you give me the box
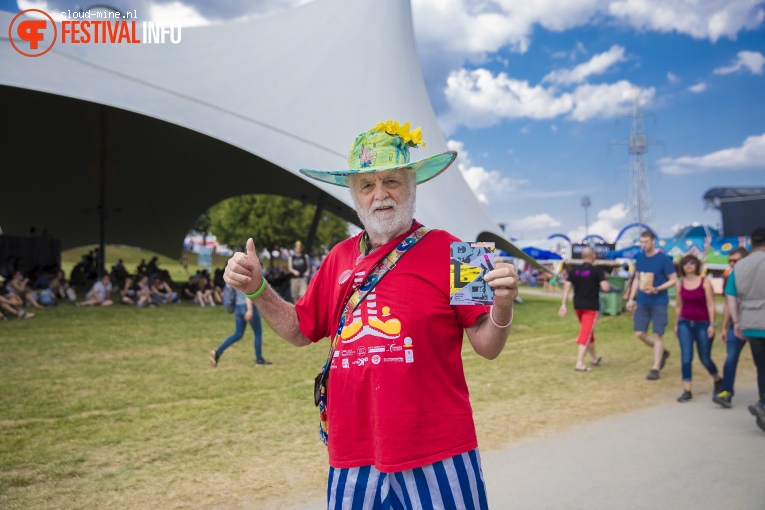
[210,284,270,367]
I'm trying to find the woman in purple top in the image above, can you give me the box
[673,254,720,402]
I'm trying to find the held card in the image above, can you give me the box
[450,241,495,305]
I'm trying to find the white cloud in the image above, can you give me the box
[447,140,528,203]
[667,72,680,84]
[543,45,627,85]
[689,82,707,93]
[567,203,628,241]
[149,1,210,26]
[552,41,589,60]
[569,81,654,121]
[659,132,765,174]
[607,0,765,43]
[412,0,765,66]
[714,51,765,75]
[439,68,654,132]
[440,69,573,131]
[508,214,562,232]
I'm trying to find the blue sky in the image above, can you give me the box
[9,0,765,245]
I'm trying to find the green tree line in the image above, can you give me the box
[202,195,350,255]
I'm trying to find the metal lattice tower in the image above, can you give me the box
[611,93,664,231]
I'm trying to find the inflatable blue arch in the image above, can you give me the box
[547,233,571,243]
[582,234,607,243]
[615,223,656,245]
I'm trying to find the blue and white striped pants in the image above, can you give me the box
[326,449,488,510]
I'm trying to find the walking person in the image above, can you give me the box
[224,119,518,508]
[673,254,721,402]
[713,246,749,408]
[724,227,765,432]
[626,230,677,380]
[558,247,610,371]
[210,285,271,367]
[288,240,310,304]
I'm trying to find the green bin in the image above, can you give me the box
[600,276,626,315]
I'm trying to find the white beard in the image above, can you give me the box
[352,187,416,244]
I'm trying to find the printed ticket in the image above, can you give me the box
[450,241,495,305]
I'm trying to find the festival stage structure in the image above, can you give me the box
[0,0,525,265]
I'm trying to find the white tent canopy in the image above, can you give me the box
[0,0,525,260]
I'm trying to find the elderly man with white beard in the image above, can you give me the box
[224,120,518,509]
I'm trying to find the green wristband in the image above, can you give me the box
[244,278,267,299]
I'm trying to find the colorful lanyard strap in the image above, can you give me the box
[318,226,429,379]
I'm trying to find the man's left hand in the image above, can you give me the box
[485,262,518,311]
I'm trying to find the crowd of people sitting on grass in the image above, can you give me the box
[80,263,183,308]
[1,247,320,319]
[180,270,224,306]
[0,256,77,319]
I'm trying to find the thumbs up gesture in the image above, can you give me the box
[224,238,264,295]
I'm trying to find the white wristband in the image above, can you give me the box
[489,305,513,328]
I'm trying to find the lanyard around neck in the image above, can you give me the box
[320,226,429,375]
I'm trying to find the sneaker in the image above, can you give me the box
[749,402,765,432]
[209,350,219,367]
[713,391,732,408]
[677,391,692,403]
[256,358,272,366]
[646,369,660,380]
[659,349,670,370]
[714,379,722,395]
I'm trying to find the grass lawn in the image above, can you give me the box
[0,292,754,509]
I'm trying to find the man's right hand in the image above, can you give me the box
[626,299,636,312]
[224,238,264,295]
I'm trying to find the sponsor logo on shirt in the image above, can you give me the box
[357,346,366,356]
[353,357,369,367]
[372,355,381,365]
[389,344,402,352]
[342,358,349,369]
[383,357,404,363]
[405,350,414,363]
[368,346,385,353]
[340,297,403,343]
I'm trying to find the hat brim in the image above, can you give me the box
[299,151,457,188]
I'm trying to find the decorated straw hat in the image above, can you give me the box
[299,120,457,187]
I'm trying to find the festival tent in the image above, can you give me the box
[0,0,528,264]
[603,245,643,260]
[703,187,765,236]
[521,247,563,261]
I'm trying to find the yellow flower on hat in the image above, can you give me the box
[371,119,427,148]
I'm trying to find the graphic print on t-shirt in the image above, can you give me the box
[334,270,411,369]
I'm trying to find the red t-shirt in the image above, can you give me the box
[296,222,490,472]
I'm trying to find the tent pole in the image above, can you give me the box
[98,105,106,277]
[305,194,325,255]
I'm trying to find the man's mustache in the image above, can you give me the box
[370,199,397,212]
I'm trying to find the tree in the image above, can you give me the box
[207,195,350,255]
[191,212,212,245]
